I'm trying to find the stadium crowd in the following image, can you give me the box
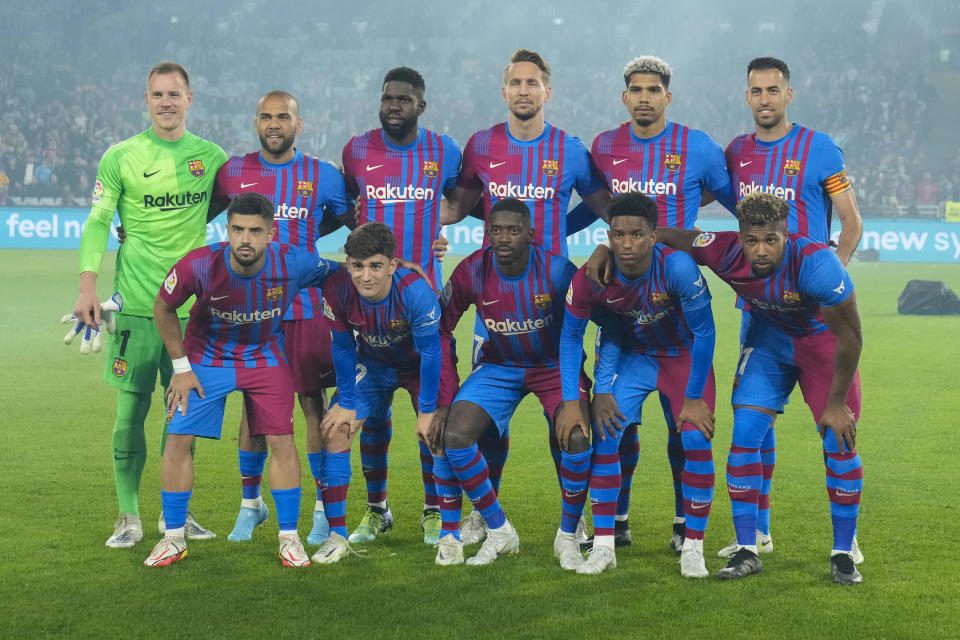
[2,0,958,215]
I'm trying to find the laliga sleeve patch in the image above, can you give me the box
[322,297,335,321]
[163,269,178,294]
[565,283,574,306]
[692,232,716,248]
[92,180,103,204]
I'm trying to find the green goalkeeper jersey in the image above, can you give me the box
[79,128,227,317]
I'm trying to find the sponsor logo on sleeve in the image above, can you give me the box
[833,281,845,295]
[164,269,178,294]
[692,232,716,248]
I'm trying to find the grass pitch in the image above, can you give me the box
[1,250,958,639]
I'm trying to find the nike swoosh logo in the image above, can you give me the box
[349,320,365,327]
[482,299,499,305]
[240,182,257,189]
[606,297,625,304]
[489,161,506,168]
[612,158,628,166]
[739,161,752,167]
[211,295,229,301]
[689,502,710,510]
[730,280,752,285]
[143,170,160,178]
[366,164,383,171]
[114,454,138,460]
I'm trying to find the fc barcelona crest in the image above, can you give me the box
[541,159,559,177]
[297,181,314,197]
[783,290,801,304]
[784,159,802,177]
[188,159,205,178]
[651,291,670,306]
[423,161,439,178]
[391,318,409,332]
[663,154,682,172]
[112,358,128,377]
[266,286,284,301]
[534,293,552,309]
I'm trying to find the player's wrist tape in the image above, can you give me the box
[172,357,192,374]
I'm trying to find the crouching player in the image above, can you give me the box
[312,222,456,564]
[557,191,718,576]
[654,191,864,584]
[144,193,339,567]
[426,197,590,568]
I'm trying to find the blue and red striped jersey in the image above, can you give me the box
[213,149,350,320]
[439,244,576,369]
[564,244,711,357]
[321,267,441,369]
[688,231,854,336]
[725,124,851,243]
[159,242,338,367]
[591,121,732,229]
[342,127,460,290]
[458,122,605,257]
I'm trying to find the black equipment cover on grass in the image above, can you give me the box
[897,280,960,315]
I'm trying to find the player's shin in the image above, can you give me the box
[320,449,351,538]
[758,426,776,536]
[433,455,463,541]
[359,418,391,508]
[113,389,150,516]
[559,448,592,534]
[447,445,506,530]
[589,435,623,548]
[727,409,774,549]
[821,427,863,553]
[680,426,715,540]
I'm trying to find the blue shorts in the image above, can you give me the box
[349,362,421,423]
[167,363,295,439]
[613,351,717,428]
[453,363,589,435]
[732,321,861,421]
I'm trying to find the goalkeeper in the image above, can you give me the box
[71,62,228,549]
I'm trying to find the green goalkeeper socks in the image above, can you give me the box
[112,389,150,516]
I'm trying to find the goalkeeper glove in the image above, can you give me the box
[61,292,123,354]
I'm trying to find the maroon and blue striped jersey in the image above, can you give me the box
[439,244,576,369]
[159,242,338,367]
[564,244,711,357]
[342,128,460,290]
[213,149,350,320]
[688,231,854,336]
[458,122,605,257]
[321,267,442,369]
[591,121,733,229]
[725,124,852,243]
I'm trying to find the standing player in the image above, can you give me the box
[557,191,717,576]
[717,57,864,559]
[427,198,590,568]
[71,62,226,548]
[583,55,733,551]
[213,90,350,546]
[144,193,340,567]
[311,223,456,564]
[341,67,461,545]
[652,192,864,584]
[439,48,610,543]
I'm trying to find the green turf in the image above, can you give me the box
[1,250,958,639]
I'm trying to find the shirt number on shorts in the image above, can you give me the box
[119,329,131,356]
[736,346,754,376]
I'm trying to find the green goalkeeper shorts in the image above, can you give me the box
[103,314,188,394]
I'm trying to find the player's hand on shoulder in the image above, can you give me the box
[431,234,449,262]
[819,403,857,453]
[166,370,204,421]
[585,245,613,287]
[590,393,625,439]
[397,258,429,282]
[677,397,715,440]
[427,405,450,453]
